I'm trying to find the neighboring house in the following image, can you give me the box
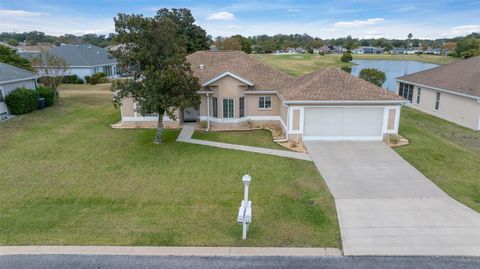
[352,46,384,54]
[34,44,118,80]
[120,51,406,141]
[0,62,37,118]
[396,56,480,130]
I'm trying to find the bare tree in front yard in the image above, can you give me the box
[33,51,69,102]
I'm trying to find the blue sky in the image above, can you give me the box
[1,0,479,39]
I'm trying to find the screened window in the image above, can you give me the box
[416,88,421,104]
[222,98,234,118]
[239,97,245,118]
[398,82,414,102]
[259,96,272,109]
[212,97,218,118]
[435,92,441,110]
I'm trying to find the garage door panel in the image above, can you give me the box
[304,107,384,140]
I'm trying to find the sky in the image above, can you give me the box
[0,0,479,39]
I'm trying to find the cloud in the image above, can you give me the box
[206,11,235,20]
[450,24,480,35]
[287,9,303,12]
[0,9,50,16]
[334,18,384,28]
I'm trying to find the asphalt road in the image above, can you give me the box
[1,255,479,269]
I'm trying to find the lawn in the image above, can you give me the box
[395,107,480,212]
[0,84,340,247]
[252,54,456,77]
[192,130,287,150]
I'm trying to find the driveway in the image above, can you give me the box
[305,141,480,256]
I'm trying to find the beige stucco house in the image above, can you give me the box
[396,56,480,130]
[120,51,406,141]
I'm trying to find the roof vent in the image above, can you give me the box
[199,64,205,70]
[88,46,92,48]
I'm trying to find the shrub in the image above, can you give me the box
[89,72,108,85]
[62,75,84,84]
[84,76,90,84]
[340,66,352,73]
[36,86,55,106]
[5,87,39,115]
[359,68,386,87]
[340,52,353,62]
[319,51,325,56]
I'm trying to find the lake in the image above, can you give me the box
[350,60,438,91]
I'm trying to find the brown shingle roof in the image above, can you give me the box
[187,51,291,91]
[280,67,405,102]
[397,56,480,98]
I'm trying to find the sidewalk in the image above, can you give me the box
[0,246,342,257]
[177,126,311,161]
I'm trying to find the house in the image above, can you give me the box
[34,44,119,80]
[119,51,406,141]
[0,62,37,118]
[396,56,480,130]
[352,46,384,54]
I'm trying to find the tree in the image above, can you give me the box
[340,52,352,62]
[7,38,19,46]
[232,35,252,53]
[113,11,201,144]
[407,33,413,48]
[33,51,69,100]
[454,37,480,58]
[359,68,386,87]
[155,8,209,53]
[0,45,33,71]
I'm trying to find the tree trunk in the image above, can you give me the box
[154,111,164,144]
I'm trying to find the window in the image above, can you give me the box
[239,97,245,118]
[398,82,414,102]
[416,88,421,104]
[258,96,272,109]
[435,92,441,110]
[222,98,234,118]
[212,97,218,118]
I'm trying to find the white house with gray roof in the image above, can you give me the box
[36,44,119,80]
[0,62,37,118]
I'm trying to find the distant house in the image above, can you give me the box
[0,63,37,118]
[390,47,408,54]
[352,46,384,54]
[34,44,119,80]
[396,56,480,130]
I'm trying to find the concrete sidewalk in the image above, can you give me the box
[0,246,342,257]
[177,126,311,161]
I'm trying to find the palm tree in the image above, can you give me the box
[407,33,413,48]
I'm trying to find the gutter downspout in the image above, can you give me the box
[206,93,211,132]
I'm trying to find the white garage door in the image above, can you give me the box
[304,107,385,140]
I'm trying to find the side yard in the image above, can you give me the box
[0,84,340,247]
[396,107,480,212]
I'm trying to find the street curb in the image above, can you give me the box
[0,246,342,257]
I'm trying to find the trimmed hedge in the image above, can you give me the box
[5,87,39,115]
[62,75,84,84]
[36,86,55,106]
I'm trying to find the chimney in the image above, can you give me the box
[199,64,205,70]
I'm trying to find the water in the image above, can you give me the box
[350,60,438,91]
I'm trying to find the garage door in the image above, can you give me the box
[304,107,384,140]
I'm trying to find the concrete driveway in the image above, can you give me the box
[305,141,480,256]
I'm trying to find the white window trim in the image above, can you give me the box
[222,97,235,119]
[258,96,272,110]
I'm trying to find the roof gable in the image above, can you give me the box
[0,62,36,84]
[201,71,254,87]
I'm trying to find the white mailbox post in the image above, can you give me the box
[237,174,252,240]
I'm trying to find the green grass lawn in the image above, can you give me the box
[396,107,480,212]
[192,130,287,150]
[252,54,456,77]
[0,84,340,247]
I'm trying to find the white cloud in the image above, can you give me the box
[206,11,235,20]
[334,18,384,28]
[450,25,480,35]
[0,9,50,17]
[287,9,303,12]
